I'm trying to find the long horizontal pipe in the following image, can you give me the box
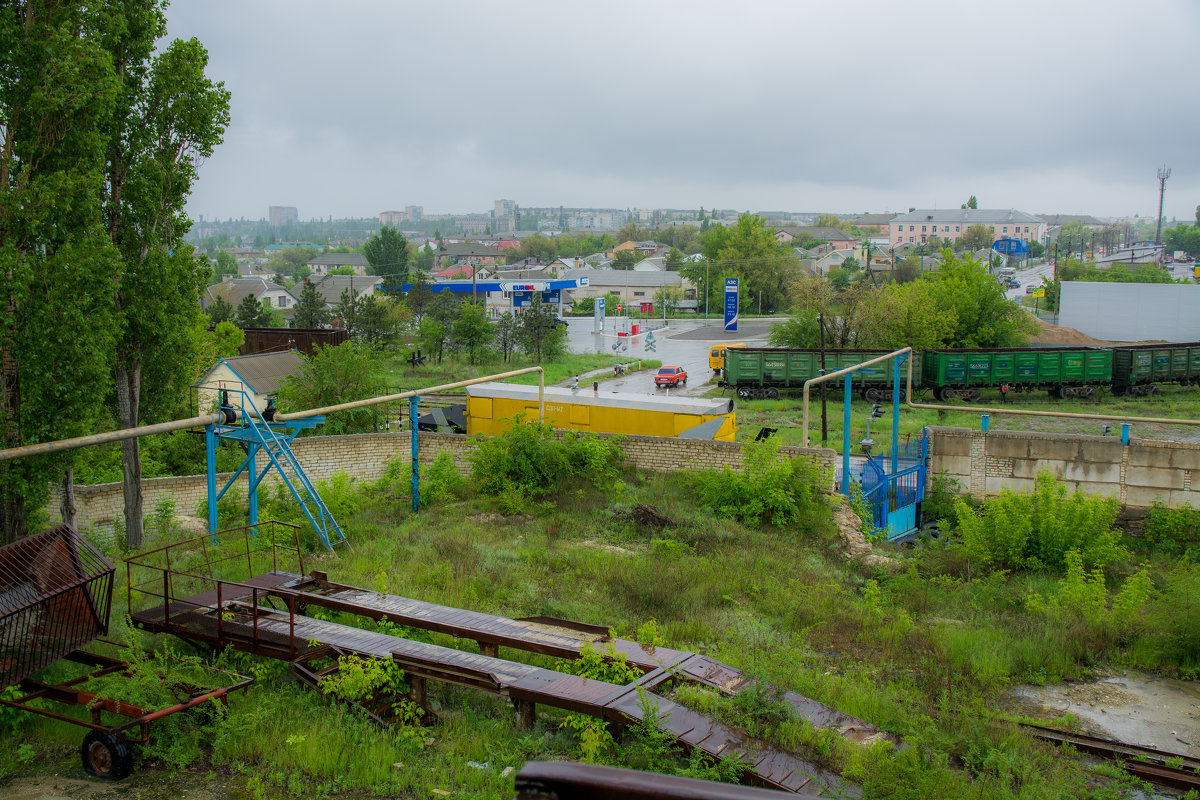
[0,366,545,463]
[0,414,222,462]
[273,366,544,421]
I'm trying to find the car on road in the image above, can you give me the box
[1025,285,1037,294]
[1008,279,1020,288]
[654,366,687,388]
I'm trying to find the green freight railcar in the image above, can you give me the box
[921,347,1113,401]
[722,348,921,400]
[1111,342,1200,396]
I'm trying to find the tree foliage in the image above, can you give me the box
[450,302,493,365]
[278,343,384,435]
[205,295,234,325]
[362,226,409,292]
[958,224,994,252]
[700,214,801,315]
[291,279,330,329]
[518,298,567,361]
[0,4,121,540]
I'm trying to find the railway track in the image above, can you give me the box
[1021,722,1200,791]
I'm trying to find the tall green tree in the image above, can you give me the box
[334,288,361,338]
[235,294,269,328]
[100,1,230,547]
[963,195,978,209]
[703,213,800,315]
[362,226,409,293]
[922,251,1036,347]
[205,295,235,324]
[518,298,567,361]
[291,279,330,329]
[451,302,494,365]
[0,2,123,541]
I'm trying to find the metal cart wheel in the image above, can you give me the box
[81,730,134,780]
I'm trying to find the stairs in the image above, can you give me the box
[241,405,347,551]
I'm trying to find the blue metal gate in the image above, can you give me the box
[852,431,928,540]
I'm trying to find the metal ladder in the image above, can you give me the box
[240,403,347,550]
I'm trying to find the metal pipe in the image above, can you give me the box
[273,366,545,421]
[0,366,546,463]
[0,414,222,462]
[803,349,912,447]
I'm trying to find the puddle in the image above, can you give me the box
[1007,671,1200,757]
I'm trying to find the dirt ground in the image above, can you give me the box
[1028,319,1112,346]
[1006,671,1200,757]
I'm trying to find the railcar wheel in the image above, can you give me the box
[864,387,882,402]
[766,387,779,400]
[81,731,133,780]
[933,387,951,402]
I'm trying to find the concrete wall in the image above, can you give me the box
[928,426,1200,508]
[50,432,836,532]
[1058,281,1200,342]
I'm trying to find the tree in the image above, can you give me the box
[518,298,567,361]
[653,285,683,316]
[206,295,235,325]
[922,251,1037,348]
[213,248,237,278]
[959,224,994,252]
[362,226,409,293]
[100,4,230,548]
[291,279,330,329]
[278,343,384,435]
[826,268,851,290]
[963,195,978,210]
[235,294,270,328]
[813,214,853,234]
[705,213,801,315]
[494,311,519,363]
[355,294,403,351]
[451,302,493,364]
[334,288,361,338]
[611,249,640,270]
[264,246,316,283]
[0,2,123,541]
[413,242,435,273]
[419,292,458,363]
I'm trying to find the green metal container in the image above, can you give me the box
[1111,343,1200,391]
[922,347,1113,390]
[724,348,920,393]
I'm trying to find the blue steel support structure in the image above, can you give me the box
[891,353,904,475]
[410,397,420,511]
[841,370,854,496]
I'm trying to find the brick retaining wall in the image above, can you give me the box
[50,432,836,532]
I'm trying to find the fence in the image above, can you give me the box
[852,432,928,540]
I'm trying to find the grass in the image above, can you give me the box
[4,450,1196,798]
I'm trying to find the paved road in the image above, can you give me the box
[561,317,773,397]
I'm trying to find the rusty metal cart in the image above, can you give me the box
[0,524,251,780]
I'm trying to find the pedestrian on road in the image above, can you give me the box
[571,375,579,392]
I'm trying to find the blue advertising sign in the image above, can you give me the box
[541,289,561,304]
[512,291,533,308]
[724,278,739,331]
[594,296,605,332]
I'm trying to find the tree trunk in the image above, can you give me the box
[60,467,76,529]
[115,362,143,549]
[0,493,26,545]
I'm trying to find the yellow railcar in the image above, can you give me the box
[465,382,737,441]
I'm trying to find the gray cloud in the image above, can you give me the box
[168,0,1200,221]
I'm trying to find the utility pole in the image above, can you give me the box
[1155,165,1171,246]
[819,313,828,443]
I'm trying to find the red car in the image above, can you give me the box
[654,366,687,388]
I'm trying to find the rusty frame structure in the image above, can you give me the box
[0,524,253,780]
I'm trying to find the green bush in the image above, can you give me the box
[420,452,467,507]
[1140,500,1200,558]
[468,417,624,498]
[953,470,1126,572]
[691,439,830,531]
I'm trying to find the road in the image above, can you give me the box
[561,317,773,396]
[1003,257,1198,302]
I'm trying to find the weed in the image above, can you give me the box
[953,470,1126,572]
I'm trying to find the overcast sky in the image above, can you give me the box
[166,0,1200,223]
